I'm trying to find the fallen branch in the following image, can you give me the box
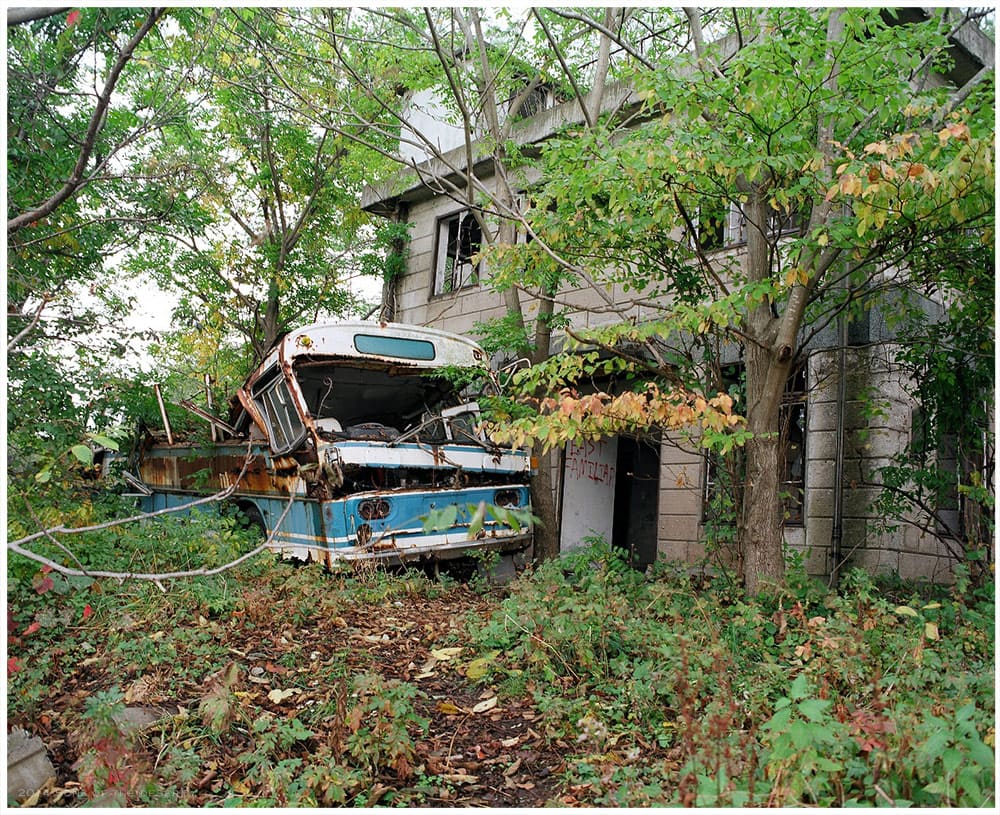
[5,443,300,583]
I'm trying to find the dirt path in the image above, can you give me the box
[9,582,570,807]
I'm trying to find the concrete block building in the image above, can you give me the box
[360,14,993,583]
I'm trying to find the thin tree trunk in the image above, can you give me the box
[531,451,560,560]
[741,357,785,595]
[739,191,788,594]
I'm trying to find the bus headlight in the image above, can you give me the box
[495,489,521,508]
[359,498,391,520]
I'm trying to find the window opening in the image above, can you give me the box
[253,370,306,453]
[702,363,807,526]
[434,210,482,294]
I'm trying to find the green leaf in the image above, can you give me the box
[789,673,810,700]
[797,698,831,722]
[422,503,459,533]
[468,501,487,539]
[88,434,120,451]
[71,444,93,465]
[942,747,963,774]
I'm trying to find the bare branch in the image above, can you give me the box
[532,8,593,129]
[7,295,51,350]
[548,8,655,70]
[7,7,70,26]
[8,8,167,234]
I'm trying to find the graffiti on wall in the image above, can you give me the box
[565,439,616,487]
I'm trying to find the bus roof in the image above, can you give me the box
[262,321,488,371]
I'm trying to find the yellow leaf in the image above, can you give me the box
[817,232,829,247]
[465,652,499,681]
[895,605,919,617]
[924,622,940,640]
[431,646,463,661]
[436,701,465,715]
[230,779,251,795]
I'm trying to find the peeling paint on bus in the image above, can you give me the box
[130,321,533,569]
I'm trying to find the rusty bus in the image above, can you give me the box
[129,321,533,570]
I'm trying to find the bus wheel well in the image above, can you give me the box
[234,500,266,534]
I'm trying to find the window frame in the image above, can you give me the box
[432,208,483,296]
[701,362,808,527]
[252,368,307,455]
[725,202,803,247]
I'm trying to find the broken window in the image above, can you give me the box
[434,209,482,295]
[702,363,807,527]
[725,202,803,246]
[780,367,807,525]
[692,200,728,251]
[252,369,306,454]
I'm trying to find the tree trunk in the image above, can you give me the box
[739,191,789,594]
[740,350,786,595]
[531,450,560,561]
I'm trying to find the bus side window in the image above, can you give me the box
[253,370,307,454]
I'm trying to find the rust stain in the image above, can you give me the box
[138,448,269,493]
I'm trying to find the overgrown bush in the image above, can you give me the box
[465,542,996,806]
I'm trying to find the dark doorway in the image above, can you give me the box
[612,437,660,569]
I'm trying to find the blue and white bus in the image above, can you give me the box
[132,321,533,570]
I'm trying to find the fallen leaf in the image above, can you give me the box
[431,646,463,661]
[504,757,523,776]
[436,701,465,715]
[472,695,498,714]
[268,688,299,704]
[230,779,251,795]
[248,675,271,685]
[465,651,499,680]
[441,772,478,785]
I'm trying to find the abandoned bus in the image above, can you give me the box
[130,321,533,569]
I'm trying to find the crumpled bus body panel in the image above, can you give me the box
[133,321,533,568]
